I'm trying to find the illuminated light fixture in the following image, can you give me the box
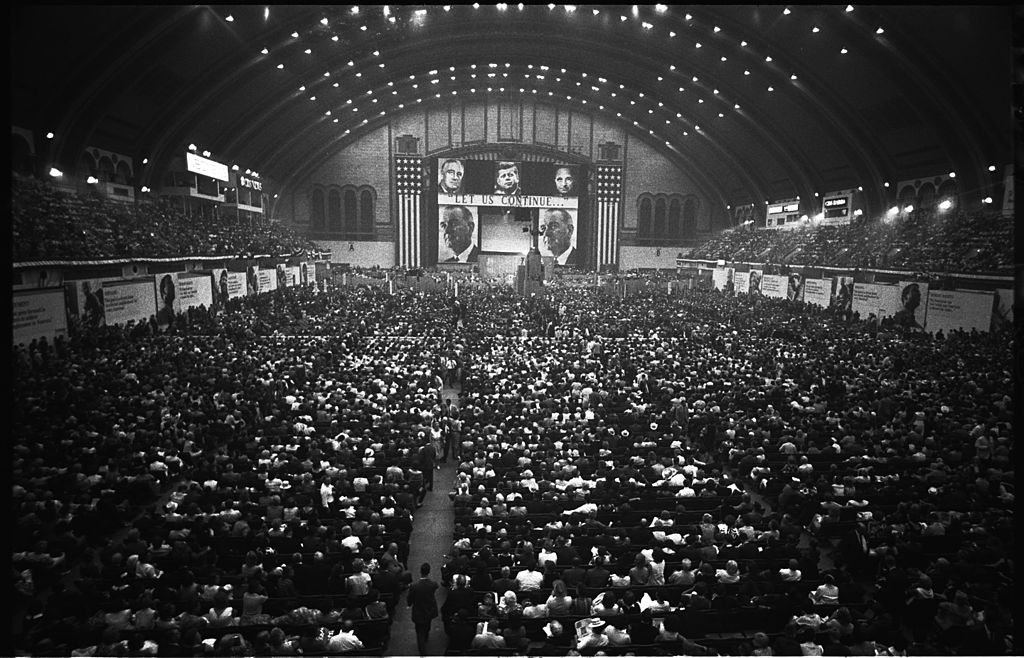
[416,8,427,14]
[291,31,299,38]
[678,87,684,91]
[48,167,62,177]
[325,110,331,116]
[903,204,914,213]
[814,192,819,196]
[948,171,956,178]
[791,74,798,80]
[744,69,750,75]
[670,65,676,70]
[360,25,367,30]
[695,42,701,48]
[379,63,385,68]
[857,186,864,191]
[642,21,652,29]
[718,112,724,118]
[355,72,362,77]
[734,103,740,109]
[698,99,703,103]
[443,5,451,10]
[765,55,773,62]
[226,14,234,22]
[983,196,993,204]
[299,85,306,91]
[142,158,148,164]
[519,3,524,9]
[938,199,952,211]
[988,165,996,171]
[685,13,692,20]
[669,30,676,37]
[351,6,359,13]
[846,4,854,11]
[666,141,671,146]
[324,71,331,77]
[655,4,667,12]
[620,15,626,21]
[277,64,284,69]
[840,48,848,54]
[261,47,269,54]
[232,164,239,171]
[741,40,747,46]
[497,3,507,10]
[692,75,698,82]
[188,144,197,151]
[383,5,390,15]
[721,56,727,61]
[657,76,663,81]
[547,3,554,8]
[767,86,774,91]
[676,112,682,118]
[683,131,688,136]
[883,182,890,188]
[373,50,380,56]
[202,150,211,157]
[783,7,791,14]
[694,124,700,130]
[714,25,721,32]
[86,176,98,184]
[632,5,639,16]
[46,132,54,139]
[812,26,819,33]
[349,61,355,66]
[320,17,328,24]
[565,5,577,13]
[853,209,863,216]
[264,6,269,19]
[140,186,150,193]
[876,27,884,34]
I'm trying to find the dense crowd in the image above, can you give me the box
[12,175,320,262]
[11,270,1015,656]
[689,210,1013,275]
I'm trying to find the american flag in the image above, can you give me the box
[395,156,422,267]
[595,164,622,269]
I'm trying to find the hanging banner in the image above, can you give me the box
[153,273,180,326]
[733,271,750,295]
[992,287,1014,332]
[257,268,278,293]
[177,274,213,311]
[894,281,929,330]
[802,278,832,308]
[852,282,902,321]
[787,272,805,302]
[831,276,854,311]
[286,266,301,287]
[226,271,248,299]
[68,278,109,328]
[246,265,259,295]
[748,269,763,295]
[13,288,68,346]
[926,289,994,335]
[211,269,230,307]
[712,267,735,292]
[760,274,788,299]
[103,280,157,327]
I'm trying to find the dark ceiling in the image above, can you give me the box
[11,4,1015,216]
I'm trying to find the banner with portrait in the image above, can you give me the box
[103,280,157,327]
[13,288,68,346]
[245,265,259,295]
[226,271,248,299]
[747,269,763,296]
[992,287,1013,332]
[712,267,735,292]
[925,289,994,335]
[851,282,902,321]
[286,266,301,287]
[210,269,229,307]
[831,276,854,311]
[760,274,788,299]
[68,278,110,328]
[177,274,213,311]
[438,204,482,263]
[894,281,929,330]
[786,272,805,302]
[733,270,750,295]
[153,272,181,327]
[539,208,579,266]
[802,278,832,308]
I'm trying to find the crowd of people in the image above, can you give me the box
[11,271,1014,656]
[689,209,1013,275]
[12,174,321,262]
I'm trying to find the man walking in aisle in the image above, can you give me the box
[408,562,439,656]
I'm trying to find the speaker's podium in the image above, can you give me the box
[516,247,545,296]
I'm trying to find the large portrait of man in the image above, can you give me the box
[494,161,522,196]
[439,205,480,263]
[438,158,464,195]
[539,208,577,266]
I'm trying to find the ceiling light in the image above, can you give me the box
[983,196,993,204]
[142,158,148,164]
[840,48,848,54]
[812,26,820,33]
[351,6,359,13]
[938,199,952,211]
[765,55,773,62]
[226,14,234,22]
[876,27,884,34]
[291,31,299,38]
[320,17,328,24]
[887,206,898,216]
[988,165,996,172]
[734,104,740,109]
[188,144,197,151]
[767,86,774,92]
[884,182,890,188]
[695,42,701,48]
[783,7,791,15]
[948,171,956,178]
[740,40,747,47]
[846,4,854,11]
[261,47,269,55]
[791,74,798,80]
[744,70,750,75]
[86,176,98,184]
[304,48,312,54]
[685,13,692,20]
[655,4,667,12]
[669,31,676,37]
[714,25,721,32]
[46,132,54,139]
[202,150,211,157]
[904,205,914,213]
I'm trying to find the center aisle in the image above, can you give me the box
[388,386,461,656]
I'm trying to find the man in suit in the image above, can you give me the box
[494,161,521,195]
[438,158,465,195]
[408,562,439,656]
[440,205,479,263]
[541,208,577,266]
[554,166,576,196]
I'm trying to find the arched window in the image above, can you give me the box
[653,197,667,236]
[937,179,958,207]
[638,197,652,237]
[669,198,682,238]
[98,156,116,183]
[360,190,374,232]
[328,189,342,231]
[115,161,132,186]
[344,189,358,233]
[897,186,916,210]
[682,197,697,236]
[917,183,936,211]
[311,188,325,229]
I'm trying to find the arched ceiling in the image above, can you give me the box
[11,4,1014,218]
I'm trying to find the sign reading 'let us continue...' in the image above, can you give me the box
[439,193,578,209]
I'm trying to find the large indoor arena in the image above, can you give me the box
[10,5,1017,657]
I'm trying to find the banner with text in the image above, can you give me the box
[852,282,902,320]
[178,274,213,311]
[226,272,248,300]
[802,278,832,308]
[104,280,157,327]
[760,274,788,299]
[925,289,994,335]
[257,268,278,294]
[894,281,929,330]
[712,267,735,292]
[13,288,68,346]
[286,266,301,287]
[69,278,110,328]
[733,271,750,295]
